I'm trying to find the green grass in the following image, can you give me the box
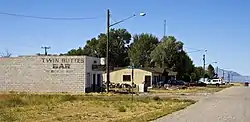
[0,93,195,122]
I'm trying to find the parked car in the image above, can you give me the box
[200,78,224,86]
[167,80,188,86]
[194,81,207,87]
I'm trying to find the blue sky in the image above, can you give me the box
[0,0,250,75]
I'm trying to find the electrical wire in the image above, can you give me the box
[186,50,203,53]
[184,47,203,50]
[110,15,121,28]
[0,11,102,20]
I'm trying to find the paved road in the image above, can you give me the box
[154,86,250,122]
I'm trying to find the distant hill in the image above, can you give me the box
[216,68,249,82]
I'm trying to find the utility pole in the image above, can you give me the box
[41,46,50,55]
[105,9,145,92]
[216,66,219,78]
[106,9,110,92]
[164,20,166,37]
[203,54,206,82]
[222,70,225,79]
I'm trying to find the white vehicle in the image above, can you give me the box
[208,79,225,85]
[199,78,210,84]
[200,78,225,85]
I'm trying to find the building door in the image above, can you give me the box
[92,74,96,92]
[97,74,101,92]
[162,70,169,84]
[97,74,101,87]
[145,75,151,87]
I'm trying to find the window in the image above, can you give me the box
[123,75,131,81]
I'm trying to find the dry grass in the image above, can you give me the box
[0,93,195,122]
[149,85,231,94]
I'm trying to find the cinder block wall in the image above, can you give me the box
[84,56,103,92]
[0,56,85,93]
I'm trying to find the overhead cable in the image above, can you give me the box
[0,11,102,20]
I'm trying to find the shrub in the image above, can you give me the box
[63,95,78,102]
[118,106,126,112]
[7,96,29,107]
[153,96,161,101]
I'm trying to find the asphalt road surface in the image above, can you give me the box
[154,86,250,122]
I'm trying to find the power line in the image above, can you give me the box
[184,47,204,51]
[109,15,118,26]
[186,50,203,53]
[0,11,102,20]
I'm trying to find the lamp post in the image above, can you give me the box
[106,9,146,92]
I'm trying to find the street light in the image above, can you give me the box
[106,9,146,92]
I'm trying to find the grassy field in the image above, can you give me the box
[149,85,231,94]
[0,93,195,122]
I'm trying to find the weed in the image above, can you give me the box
[0,110,18,121]
[118,106,126,112]
[56,117,63,121]
[5,96,28,107]
[63,95,78,102]
[153,96,161,101]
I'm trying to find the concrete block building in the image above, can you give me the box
[0,55,103,93]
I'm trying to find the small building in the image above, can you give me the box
[0,55,103,93]
[102,67,177,88]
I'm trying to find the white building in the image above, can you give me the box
[0,55,104,93]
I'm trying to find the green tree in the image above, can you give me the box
[150,36,183,69]
[66,47,84,56]
[82,38,100,57]
[192,66,205,81]
[204,73,210,78]
[128,33,159,67]
[150,36,195,80]
[176,50,194,80]
[66,28,131,67]
[207,64,215,78]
